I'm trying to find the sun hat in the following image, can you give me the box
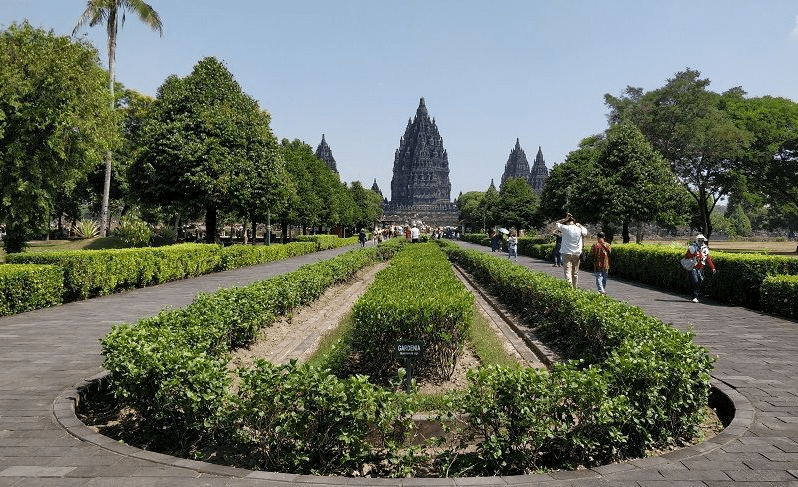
[695,234,706,241]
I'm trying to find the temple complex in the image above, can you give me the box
[381,98,458,227]
[314,134,338,175]
[498,139,549,194]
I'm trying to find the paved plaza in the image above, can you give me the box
[1,241,797,486]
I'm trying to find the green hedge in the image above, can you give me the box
[349,243,474,381]
[443,244,714,474]
[761,274,798,319]
[100,246,417,474]
[0,264,64,316]
[464,237,798,314]
[7,237,358,303]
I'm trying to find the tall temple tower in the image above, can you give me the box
[390,98,451,206]
[500,138,531,187]
[529,146,549,194]
[315,134,338,175]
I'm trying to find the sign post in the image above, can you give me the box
[393,340,425,393]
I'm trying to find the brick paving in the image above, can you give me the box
[0,241,796,486]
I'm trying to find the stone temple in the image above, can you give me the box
[315,134,338,175]
[381,98,458,227]
[499,139,549,194]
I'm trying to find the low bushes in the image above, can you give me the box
[7,237,358,304]
[761,274,798,318]
[0,264,63,316]
[349,243,474,381]
[100,246,417,474]
[442,244,714,474]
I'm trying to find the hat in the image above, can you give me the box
[695,234,706,241]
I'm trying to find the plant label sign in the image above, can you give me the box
[393,341,424,360]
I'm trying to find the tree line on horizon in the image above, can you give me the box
[458,69,798,243]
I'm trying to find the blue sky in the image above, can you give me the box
[3,1,798,200]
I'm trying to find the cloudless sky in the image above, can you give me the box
[3,1,798,200]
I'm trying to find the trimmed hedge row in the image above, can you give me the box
[463,236,798,315]
[0,264,64,316]
[442,244,714,474]
[100,245,416,475]
[761,274,798,318]
[7,237,358,303]
[349,242,474,381]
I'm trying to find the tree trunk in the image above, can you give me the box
[99,11,118,238]
[622,221,630,243]
[635,221,644,244]
[281,221,288,244]
[205,204,217,244]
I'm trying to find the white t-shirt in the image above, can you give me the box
[411,227,420,239]
[557,222,587,255]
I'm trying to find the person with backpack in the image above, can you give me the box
[684,234,716,302]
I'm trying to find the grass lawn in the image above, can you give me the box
[0,236,127,263]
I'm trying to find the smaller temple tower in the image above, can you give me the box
[500,138,532,188]
[529,146,549,194]
[315,134,338,175]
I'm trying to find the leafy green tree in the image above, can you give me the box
[605,69,750,238]
[0,22,118,252]
[74,0,163,236]
[457,191,485,233]
[349,181,383,231]
[539,135,605,223]
[592,122,685,243]
[131,57,285,243]
[279,138,352,234]
[477,182,501,231]
[495,177,541,232]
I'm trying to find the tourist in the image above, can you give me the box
[551,229,563,267]
[684,233,716,302]
[507,229,518,261]
[358,228,367,247]
[590,231,611,294]
[489,230,498,252]
[555,213,587,288]
[411,225,420,243]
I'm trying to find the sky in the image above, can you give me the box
[3,1,798,201]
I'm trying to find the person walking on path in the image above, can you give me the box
[507,229,518,261]
[590,231,611,294]
[684,233,716,302]
[358,228,367,247]
[552,229,563,266]
[556,213,588,288]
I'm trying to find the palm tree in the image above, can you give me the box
[73,1,163,237]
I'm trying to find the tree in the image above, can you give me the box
[457,191,485,233]
[349,181,383,231]
[131,57,285,243]
[73,0,163,237]
[0,22,119,252]
[539,135,605,223]
[477,183,501,231]
[495,177,541,231]
[592,122,685,243]
[605,69,750,238]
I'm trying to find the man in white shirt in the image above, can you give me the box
[556,213,587,288]
[410,225,420,243]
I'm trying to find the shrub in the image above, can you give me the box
[0,264,63,315]
[761,274,798,318]
[229,359,414,475]
[349,243,474,381]
[72,219,99,239]
[114,215,154,248]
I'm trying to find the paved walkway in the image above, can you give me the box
[0,241,796,486]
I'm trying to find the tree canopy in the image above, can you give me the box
[0,22,119,252]
[130,56,286,243]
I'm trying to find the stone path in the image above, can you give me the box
[0,241,796,486]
